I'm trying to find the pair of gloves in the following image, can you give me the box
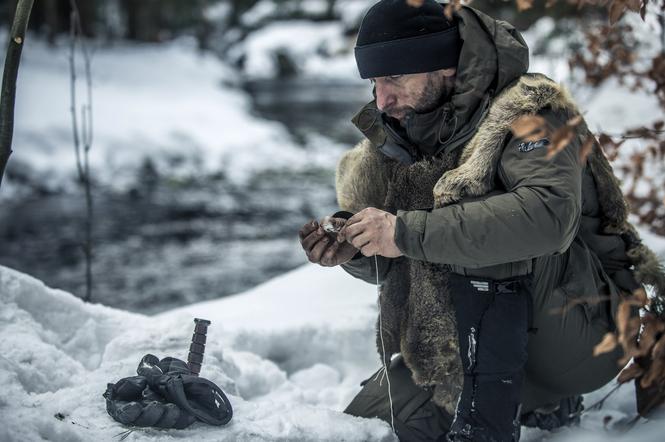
[103,354,232,429]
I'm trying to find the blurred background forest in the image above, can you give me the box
[1,0,663,313]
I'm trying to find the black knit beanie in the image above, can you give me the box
[355,0,460,79]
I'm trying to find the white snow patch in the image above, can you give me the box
[0,263,395,441]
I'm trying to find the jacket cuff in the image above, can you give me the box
[395,210,428,261]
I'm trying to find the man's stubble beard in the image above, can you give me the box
[401,72,456,122]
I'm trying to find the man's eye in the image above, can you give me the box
[390,75,403,80]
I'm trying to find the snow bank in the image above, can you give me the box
[0,264,394,441]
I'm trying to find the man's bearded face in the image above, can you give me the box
[372,68,456,124]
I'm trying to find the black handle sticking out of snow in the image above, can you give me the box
[188,318,211,376]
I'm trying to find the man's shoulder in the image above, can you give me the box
[496,72,580,118]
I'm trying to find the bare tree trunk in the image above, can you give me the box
[43,0,58,46]
[0,0,34,189]
[69,0,94,303]
[660,2,665,55]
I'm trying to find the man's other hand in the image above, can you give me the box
[299,217,359,267]
[337,208,403,258]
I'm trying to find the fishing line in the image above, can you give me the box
[375,253,395,433]
[323,220,395,432]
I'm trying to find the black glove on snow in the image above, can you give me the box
[103,354,233,429]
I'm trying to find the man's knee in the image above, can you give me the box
[344,356,453,441]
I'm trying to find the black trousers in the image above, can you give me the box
[344,257,625,441]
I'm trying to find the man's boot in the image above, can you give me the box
[520,396,583,431]
[446,273,532,441]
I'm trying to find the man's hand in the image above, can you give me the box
[299,217,359,267]
[337,208,403,258]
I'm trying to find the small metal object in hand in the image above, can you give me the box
[188,318,211,376]
[323,222,341,233]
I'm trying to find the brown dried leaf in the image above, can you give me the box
[625,317,643,343]
[594,332,618,356]
[444,3,454,20]
[638,320,658,355]
[511,115,548,142]
[616,301,632,335]
[618,361,644,383]
[626,0,642,12]
[547,127,575,158]
[516,0,534,11]
[609,0,627,25]
[546,116,582,159]
[640,0,649,20]
[442,1,461,21]
[406,0,425,7]
[653,334,665,359]
[640,357,664,388]
[579,135,596,164]
[632,287,649,307]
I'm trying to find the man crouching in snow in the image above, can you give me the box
[299,1,665,441]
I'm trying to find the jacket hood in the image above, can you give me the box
[352,5,530,157]
[449,5,529,129]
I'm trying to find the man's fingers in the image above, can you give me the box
[320,241,340,267]
[299,220,318,241]
[344,221,369,244]
[337,225,348,242]
[301,228,324,253]
[360,243,376,257]
[350,232,372,251]
[345,210,366,227]
[308,235,331,263]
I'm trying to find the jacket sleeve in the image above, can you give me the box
[340,255,393,285]
[394,107,583,268]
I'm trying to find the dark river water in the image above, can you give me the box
[0,79,372,314]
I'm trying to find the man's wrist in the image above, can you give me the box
[394,210,428,261]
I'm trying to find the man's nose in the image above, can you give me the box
[375,82,395,112]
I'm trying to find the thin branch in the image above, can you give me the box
[69,9,83,179]
[0,0,35,188]
[69,0,94,303]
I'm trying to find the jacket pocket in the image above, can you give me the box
[557,237,608,323]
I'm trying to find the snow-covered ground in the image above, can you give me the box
[1,229,665,442]
[0,263,393,441]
